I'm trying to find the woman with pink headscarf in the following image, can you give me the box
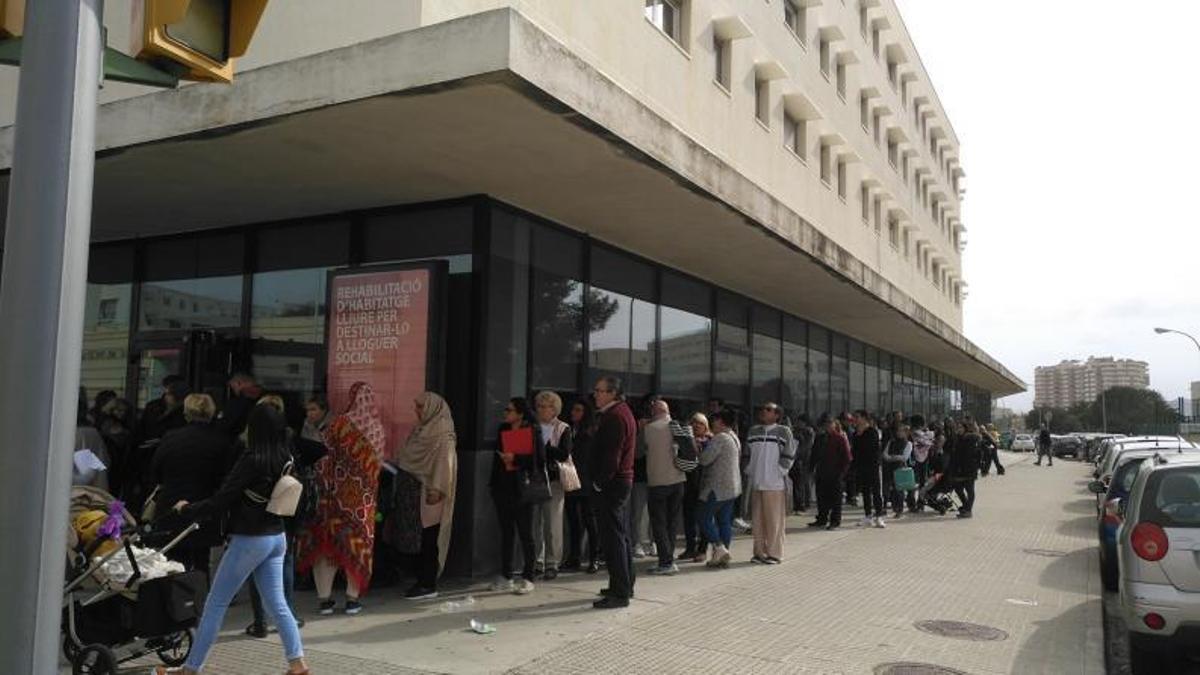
[296,382,384,616]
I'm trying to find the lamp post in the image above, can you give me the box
[1154,327,1200,354]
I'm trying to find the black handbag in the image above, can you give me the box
[519,463,553,504]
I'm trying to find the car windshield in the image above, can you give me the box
[1144,467,1200,527]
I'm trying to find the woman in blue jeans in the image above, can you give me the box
[699,409,742,569]
[158,404,309,675]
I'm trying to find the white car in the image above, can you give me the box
[1012,434,1035,452]
[1117,453,1200,673]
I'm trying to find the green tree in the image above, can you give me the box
[1086,387,1179,434]
[1025,407,1082,434]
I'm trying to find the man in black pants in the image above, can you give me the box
[590,376,637,609]
[809,415,851,530]
[852,411,886,528]
[1034,426,1054,467]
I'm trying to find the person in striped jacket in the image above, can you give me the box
[745,403,796,564]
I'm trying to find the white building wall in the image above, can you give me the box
[0,0,965,327]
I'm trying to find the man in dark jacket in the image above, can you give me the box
[809,416,852,530]
[590,375,637,609]
[789,415,817,513]
[952,421,984,518]
[215,372,262,438]
[852,411,886,527]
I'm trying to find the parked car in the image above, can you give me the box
[1090,446,1200,591]
[1095,436,1190,480]
[1116,453,1200,673]
[1094,439,1199,512]
[1052,435,1085,458]
[1012,434,1035,452]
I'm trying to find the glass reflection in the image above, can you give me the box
[532,272,584,390]
[588,286,656,394]
[783,339,807,416]
[753,333,781,406]
[659,306,711,400]
[82,283,132,399]
[251,268,328,344]
[715,322,750,404]
[139,276,243,331]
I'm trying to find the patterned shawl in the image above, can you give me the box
[297,382,384,592]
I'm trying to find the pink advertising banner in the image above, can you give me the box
[326,265,437,463]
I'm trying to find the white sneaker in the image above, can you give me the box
[733,518,752,532]
[490,577,514,593]
[858,516,873,527]
[874,516,887,529]
[632,545,648,559]
[513,579,535,595]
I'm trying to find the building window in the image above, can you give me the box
[660,272,712,401]
[784,113,806,159]
[859,91,870,129]
[860,184,870,222]
[836,157,847,199]
[888,217,899,248]
[645,0,684,47]
[887,59,898,88]
[713,35,731,90]
[872,26,880,60]
[819,141,832,185]
[859,2,869,38]
[887,136,898,168]
[901,153,909,184]
[900,78,910,108]
[873,196,883,234]
[872,110,882,146]
[818,36,830,78]
[784,0,806,44]
[755,78,769,125]
[835,59,847,100]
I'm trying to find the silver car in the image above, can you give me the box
[1117,452,1200,673]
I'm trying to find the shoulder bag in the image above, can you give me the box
[244,459,304,517]
[519,462,553,504]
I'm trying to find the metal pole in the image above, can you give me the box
[0,1,102,672]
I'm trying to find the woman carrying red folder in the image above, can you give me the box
[488,397,546,594]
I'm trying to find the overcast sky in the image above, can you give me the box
[894,0,1200,413]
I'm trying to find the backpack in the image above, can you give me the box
[669,420,699,472]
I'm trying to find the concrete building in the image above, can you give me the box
[1192,382,1200,419]
[0,1,1022,575]
[1034,357,1150,409]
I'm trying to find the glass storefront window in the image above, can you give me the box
[865,346,879,417]
[878,353,892,414]
[81,282,133,400]
[659,306,711,400]
[587,288,656,396]
[139,276,243,330]
[484,210,530,437]
[251,268,329,344]
[849,340,866,412]
[783,318,807,417]
[808,325,830,417]
[830,333,849,415]
[752,307,782,407]
[530,227,585,391]
[714,294,750,404]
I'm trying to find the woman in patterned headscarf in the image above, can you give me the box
[297,382,384,616]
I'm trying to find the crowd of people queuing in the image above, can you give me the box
[485,375,1006,610]
[74,375,458,675]
[70,370,1006,668]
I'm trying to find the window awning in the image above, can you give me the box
[712,15,753,41]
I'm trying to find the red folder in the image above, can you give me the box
[500,427,535,470]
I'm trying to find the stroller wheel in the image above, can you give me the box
[156,628,194,667]
[72,643,117,675]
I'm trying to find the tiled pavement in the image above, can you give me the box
[96,451,1103,674]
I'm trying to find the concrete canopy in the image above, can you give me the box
[0,8,1023,396]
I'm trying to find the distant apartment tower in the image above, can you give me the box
[1034,357,1150,409]
[1192,382,1200,418]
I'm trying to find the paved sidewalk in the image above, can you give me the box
[100,451,1103,674]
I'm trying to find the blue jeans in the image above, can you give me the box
[699,494,735,548]
[187,533,303,669]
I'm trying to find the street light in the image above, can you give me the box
[1154,327,1200,353]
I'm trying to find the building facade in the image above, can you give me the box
[0,1,1022,576]
[1034,357,1150,409]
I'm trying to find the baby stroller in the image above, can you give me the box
[62,486,207,674]
[916,471,960,515]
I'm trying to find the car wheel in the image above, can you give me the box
[1100,548,1118,592]
[1129,638,1167,675]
